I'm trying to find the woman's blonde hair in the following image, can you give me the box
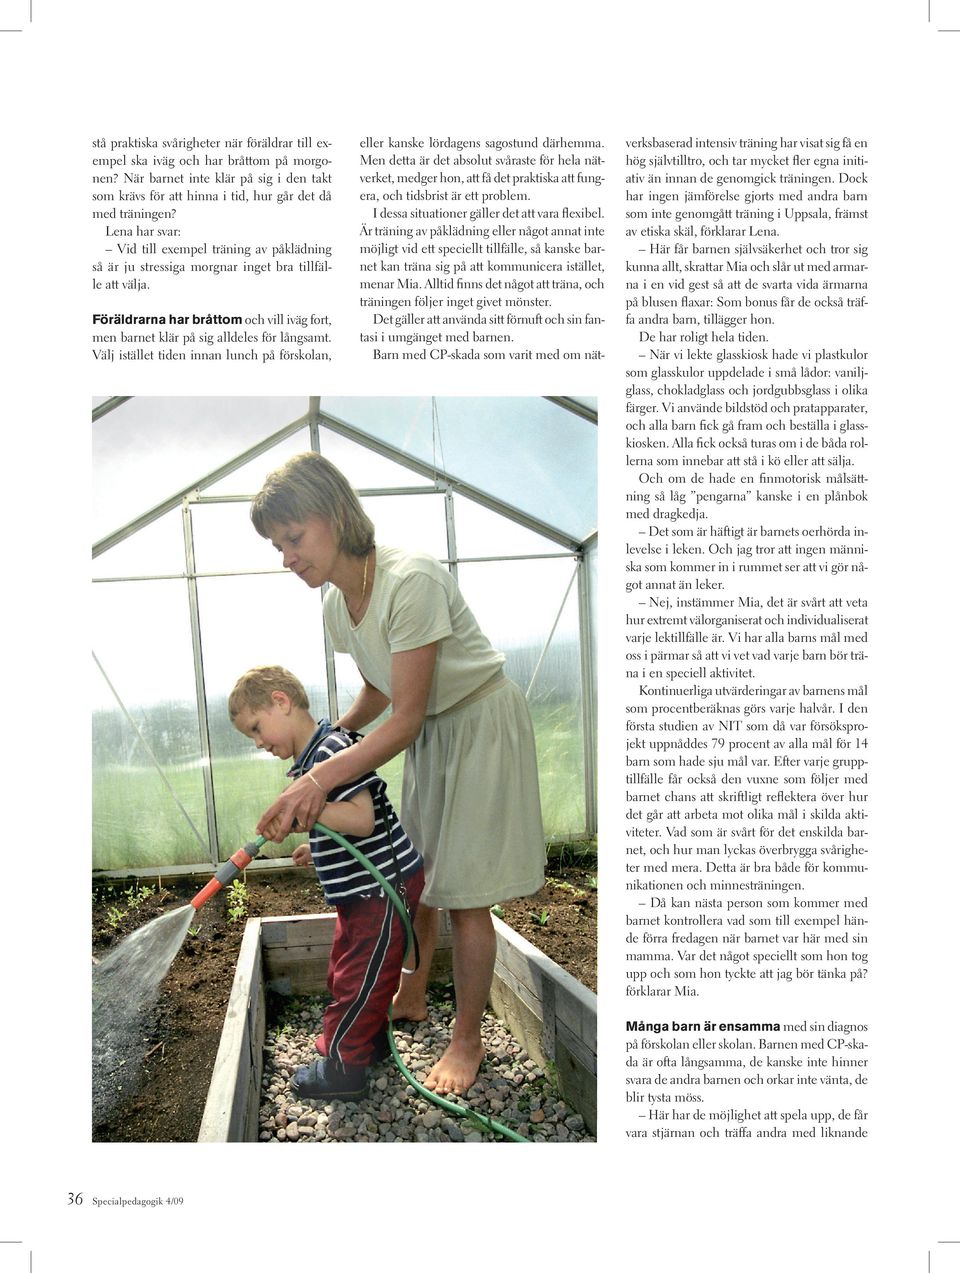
[250,453,375,556]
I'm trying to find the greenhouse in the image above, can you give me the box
[92,395,598,875]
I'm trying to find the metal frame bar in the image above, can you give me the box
[182,502,220,867]
[578,535,598,835]
[321,580,340,724]
[93,552,578,585]
[93,396,134,421]
[444,487,458,584]
[310,427,341,728]
[308,396,322,452]
[543,396,598,425]
[189,485,441,505]
[305,413,341,723]
[524,564,579,703]
[437,552,574,565]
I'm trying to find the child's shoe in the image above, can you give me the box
[369,1027,391,1064]
[290,1057,368,1101]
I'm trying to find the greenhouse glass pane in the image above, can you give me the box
[458,560,585,838]
[93,507,185,577]
[93,396,309,542]
[318,397,597,543]
[451,493,564,559]
[333,651,364,706]
[365,493,448,560]
[196,573,330,706]
[203,427,311,498]
[585,536,598,679]
[93,580,208,869]
[584,538,599,823]
[205,423,437,503]
[318,424,432,489]
[191,502,285,576]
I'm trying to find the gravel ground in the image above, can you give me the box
[260,995,595,1144]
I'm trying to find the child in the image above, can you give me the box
[228,665,424,1101]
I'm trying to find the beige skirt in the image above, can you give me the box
[401,674,545,909]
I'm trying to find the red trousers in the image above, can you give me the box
[319,866,424,1068]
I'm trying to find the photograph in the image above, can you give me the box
[91,395,598,1144]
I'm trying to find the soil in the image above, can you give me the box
[91,856,596,1143]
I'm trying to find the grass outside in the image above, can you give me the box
[93,703,587,871]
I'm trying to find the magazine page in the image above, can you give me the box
[1,1,956,1269]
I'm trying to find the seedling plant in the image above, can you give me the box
[99,882,156,929]
[226,879,249,924]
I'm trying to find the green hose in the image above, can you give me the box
[257,824,531,1143]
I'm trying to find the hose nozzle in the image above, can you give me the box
[190,837,266,911]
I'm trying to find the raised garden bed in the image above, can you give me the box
[199,912,597,1142]
[92,857,596,1142]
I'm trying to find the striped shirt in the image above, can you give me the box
[287,721,421,905]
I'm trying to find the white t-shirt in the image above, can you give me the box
[323,545,505,716]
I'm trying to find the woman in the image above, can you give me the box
[252,452,545,1095]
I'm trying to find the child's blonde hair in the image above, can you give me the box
[250,453,375,556]
[228,666,310,720]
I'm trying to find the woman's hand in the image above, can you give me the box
[256,772,328,843]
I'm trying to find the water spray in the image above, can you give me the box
[189,823,529,1142]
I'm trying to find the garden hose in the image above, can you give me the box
[191,824,530,1143]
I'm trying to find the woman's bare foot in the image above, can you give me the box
[390,904,437,1024]
[424,1037,485,1095]
[391,987,428,1024]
